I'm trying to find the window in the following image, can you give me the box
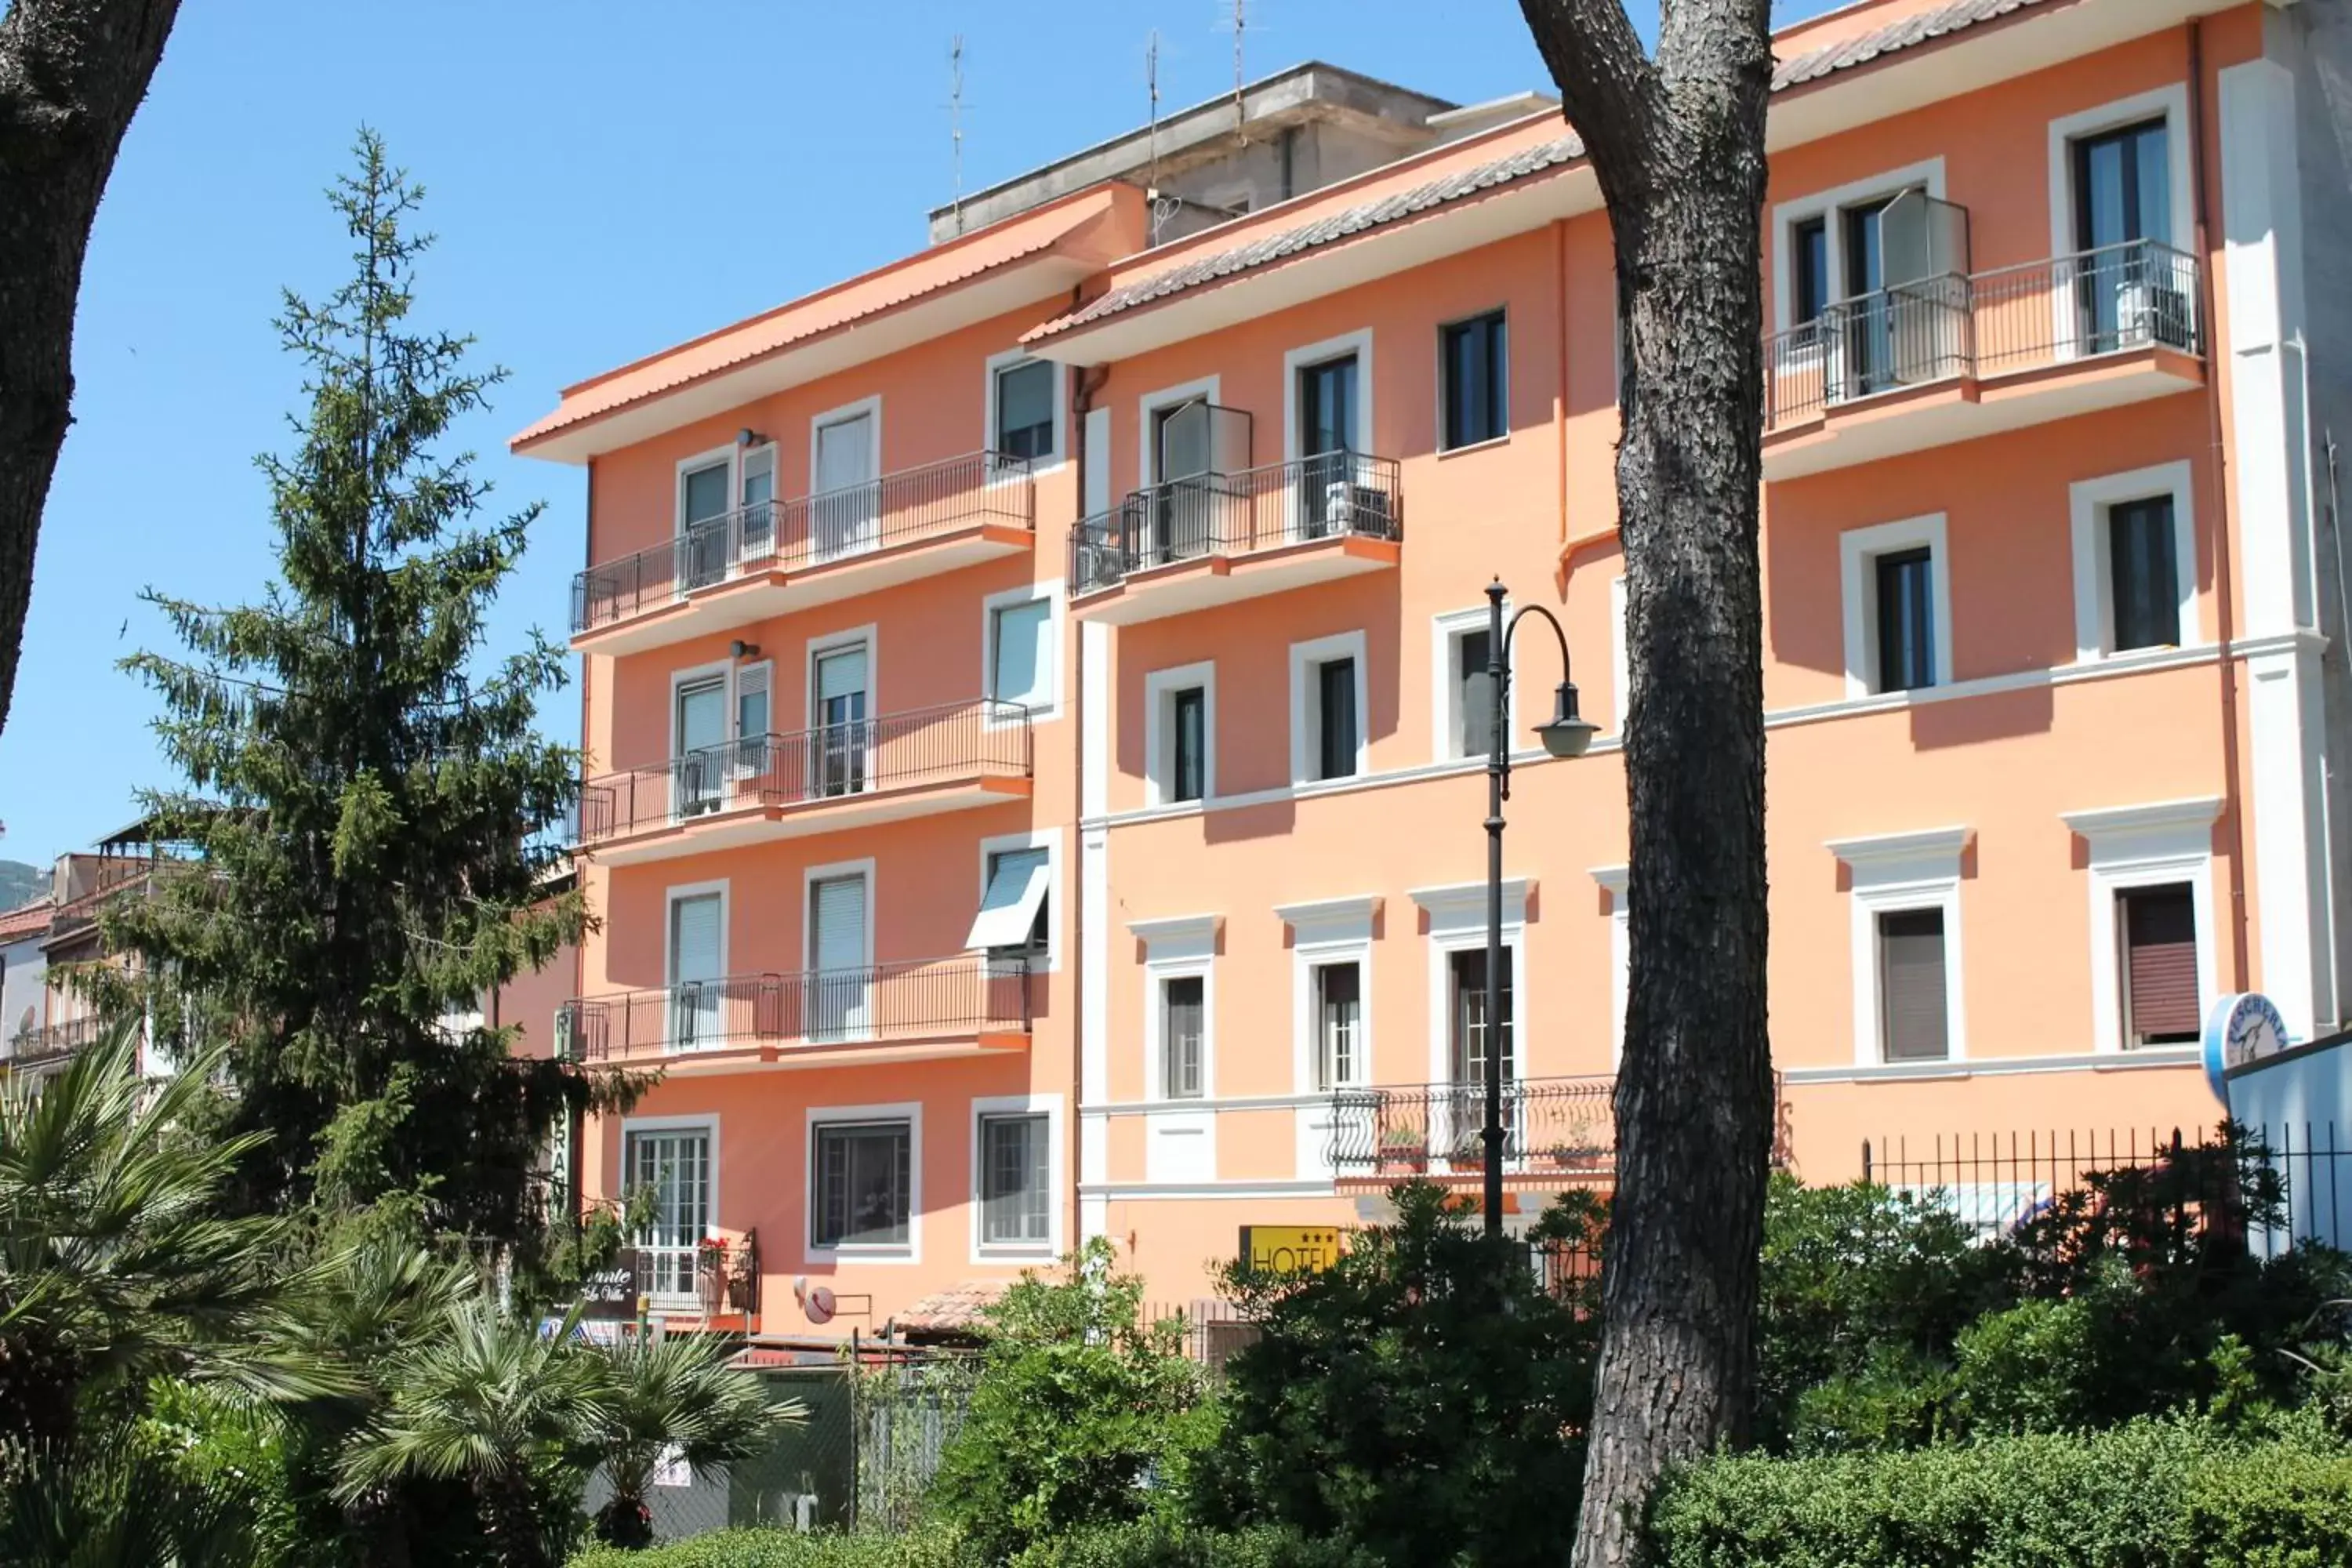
[1312,961,1363,1091]
[1440,310,1508,449]
[993,358,1057,463]
[811,1120,910,1249]
[970,846,1050,960]
[2119,884,2199,1047]
[1447,946,1514,1086]
[1171,687,1207,804]
[1792,216,1830,328]
[1314,657,1359,780]
[2073,119,2171,254]
[681,459,731,529]
[1162,975,1205,1099]
[1454,627,1495,760]
[1877,909,1949,1062]
[626,1126,710,1299]
[989,597,1051,710]
[1874,547,1937,693]
[2108,496,2180,651]
[978,1112,1051,1245]
[668,891,724,1049]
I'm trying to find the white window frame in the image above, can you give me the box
[1610,575,1631,737]
[980,578,1065,725]
[801,856,877,978]
[1290,630,1370,786]
[1282,328,1377,464]
[673,443,739,536]
[1435,306,1511,454]
[976,829,1062,973]
[808,394,884,495]
[1143,659,1218,806]
[970,1092,1064,1263]
[1137,376,1223,488]
[804,1100,921,1264]
[1840,513,1953,699]
[1131,915,1220,1102]
[1592,866,1629,1068]
[1408,880,1532,1089]
[983,349,1068,476]
[1769,158,1949,335]
[1430,606,1519,763]
[664,880,731,990]
[2046,85,2196,260]
[2068,462,2200,662]
[1277,896,1380,1093]
[668,658,737,760]
[2060,797,2222,1054]
[621,1112,720,1305]
[805,619,877,717]
[1827,828,1972,1066]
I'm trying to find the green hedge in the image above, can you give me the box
[1648,1416,2352,1567]
[569,1527,969,1568]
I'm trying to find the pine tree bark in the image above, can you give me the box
[1515,2,1775,1563]
[0,0,180,737]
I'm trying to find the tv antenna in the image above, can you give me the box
[1145,32,1184,245]
[946,35,969,235]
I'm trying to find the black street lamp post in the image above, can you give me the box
[1481,578,1596,1240]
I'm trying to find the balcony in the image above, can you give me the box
[1762,241,2206,481]
[560,955,1032,1073]
[570,451,1034,655]
[1068,451,1403,626]
[5,1014,107,1068]
[577,699,1033,866]
[1327,1075,1616,1188]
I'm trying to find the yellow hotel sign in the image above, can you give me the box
[1239,1225,1345,1275]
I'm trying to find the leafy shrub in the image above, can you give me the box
[567,1526,967,1567]
[1646,1412,2352,1567]
[930,1241,1207,1562]
[1003,1522,1369,1567]
[1191,1184,1602,1568]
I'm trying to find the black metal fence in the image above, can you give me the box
[577,699,1032,845]
[572,450,1034,633]
[1863,1121,2350,1257]
[1765,239,2204,430]
[1326,1075,1617,1180]
[562,956,1032,1062]
[1069,450,1403,594]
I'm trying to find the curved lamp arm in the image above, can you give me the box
[1489,579,1599,764]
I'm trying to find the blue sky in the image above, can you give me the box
[0,0,1848,866]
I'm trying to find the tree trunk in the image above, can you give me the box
[0,0,180,737]
[1515,2,1776,1563]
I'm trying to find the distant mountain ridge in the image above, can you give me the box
[0,860,44,913]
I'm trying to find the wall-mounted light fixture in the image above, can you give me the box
[730,639,760,660]
[736,427,764,448]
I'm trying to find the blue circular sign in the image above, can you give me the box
[2202,992,2289,1102]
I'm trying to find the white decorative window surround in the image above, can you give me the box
[2060,797,2222,1055]
[970,1091,1064,1264]
[2046,85,2196,260]
[1130,914,1221,1183]
[621,1112,720,1305]
[804,1099,921,1265]
[1282,328,1376,463]
[1827,828,1972,1066]
[1431,605,1516,763]
[1143,660,1218,806]
[1279,896,1380,1181]
[1839,514,1953,699]
[1770,158,1948,334]
[1137,376,1221,488]
[1290,630,1371,785]
[981,578,1065,724]
[1408,879,1532,1086]
[1591,866,1629,1067]
[2067,463,2200,662]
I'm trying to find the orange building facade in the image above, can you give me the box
[519,0,2352,1331]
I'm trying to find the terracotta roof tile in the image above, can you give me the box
[1774,0,2050,89]
[0,902,53,942]
[897,1279,1008,1335]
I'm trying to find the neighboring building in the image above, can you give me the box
[0,829,160,1083]
[518,0,2352,1327]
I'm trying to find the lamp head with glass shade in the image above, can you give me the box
[1537,680,1599,759]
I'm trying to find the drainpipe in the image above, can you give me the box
[2189,19,2252,994]
[1068,361,1110,1258]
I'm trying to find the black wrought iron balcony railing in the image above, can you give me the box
[1327,1075,1617,1178]
[1764,239,2203,431]
[561,954,1032,1062]
[576,699,1032,847]
[571,450,1035,634]
[1069,450,1403,596]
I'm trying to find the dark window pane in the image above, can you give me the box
[1875,547,1936,692]
[1448,946,1515,1084]
[1878,909,1948,1062]
[1172,688,1206,803]
[1163,975,1205,1098]
[2109,497,2180,651]
[811,1123,910,1248]
[1314,962,1362,1091]
[995,360,1056,462]
[1441,311,1508,449]
[1794,218,1830,326]
[1317,658,1357,780]
[980,1112,1051,1243]
[2122,884,2199,1046]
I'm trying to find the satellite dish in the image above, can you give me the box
[805,1284,836,1326]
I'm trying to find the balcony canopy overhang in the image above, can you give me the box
[511,185,1145,466]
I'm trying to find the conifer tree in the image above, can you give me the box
[103,132,620,1257]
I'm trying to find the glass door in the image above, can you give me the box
[1296,354,1359,538]
[1840,197,1897,397]
[739,444,776,563]
[1152,399,1214,564]
[812,412,877,559]
[807,873,871,1040]
[678,459,733,590]
[728,664,771,801]
[2074,120,2172,351]
[668,893,723,1051]
[812,644,869,798]
[673,677,727,818]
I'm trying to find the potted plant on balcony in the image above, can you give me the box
[695,1236,731,1316]
[1377,1127,1428,1175]
[724,1229,760,1313]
